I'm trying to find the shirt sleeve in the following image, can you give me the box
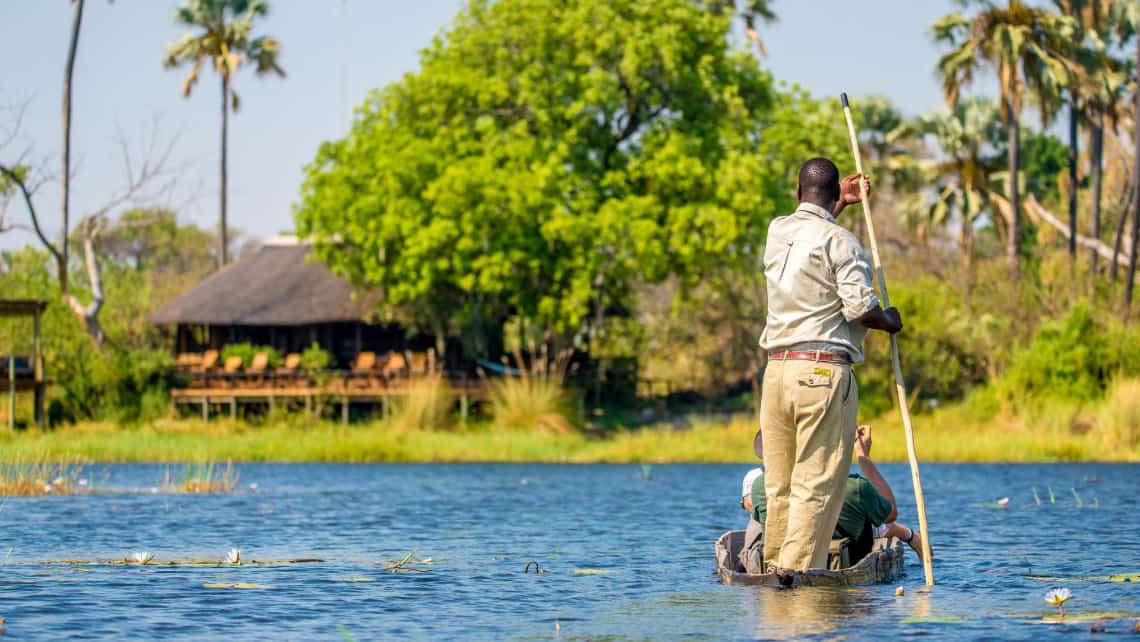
[858,478,894,527]
[830,231,879,321]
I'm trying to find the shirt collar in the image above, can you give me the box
[796,201,836,223]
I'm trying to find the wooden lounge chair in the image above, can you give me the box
[276,353,302,388]
[214,355,243,389]
[381,351,407,378]
[190,350,220,388]
[407,351,429,377]
[348,351,382,390]
[244,352,270,388]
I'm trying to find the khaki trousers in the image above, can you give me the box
[760,357,857,570]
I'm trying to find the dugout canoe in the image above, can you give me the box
[714,530,905,587]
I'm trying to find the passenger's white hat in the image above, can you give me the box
[742,467,764,498]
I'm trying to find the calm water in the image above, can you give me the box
[1,463,1138,640]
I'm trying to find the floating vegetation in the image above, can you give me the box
[384,550,430,573]
[46,557,323,567]
[523,561,552,574]
[1044,587,1074,618]
[573,568,615,575]
[336,577,374,583]
[1048,486,1056,504]
[1028,573,1139,583]
[900,615,965,623]
[1071,488,1084,507]
[0,455,87,496]
[129,552,154,565]
[638,464,652,480]
[161,460,238,493]
[1033,487,1042,505]
[201,582,273,589]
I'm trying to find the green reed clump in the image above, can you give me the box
[0,454,87,496]
[391,375,453,431]
[161,459,238,493]
[487,348,576,434]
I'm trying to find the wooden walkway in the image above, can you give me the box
[171,377,487,423]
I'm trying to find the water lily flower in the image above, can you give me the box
[1044,587,1073,618]
[225,548,241,565]
[997,497,1010,507]
[78,478,88,487]
[131,551,154,565]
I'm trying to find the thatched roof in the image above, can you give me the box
[150,237,377,326]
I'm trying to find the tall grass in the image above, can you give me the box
[0,454,86,495]
[391,375,453,431]
[1095,379,1140,451]
[485,347,577,434]
[161,460,238,493]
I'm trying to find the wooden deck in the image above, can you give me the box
[170,375,487,422]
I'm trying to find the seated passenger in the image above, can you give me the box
[739,424,928,572]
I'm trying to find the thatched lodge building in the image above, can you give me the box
[149,236,429,367]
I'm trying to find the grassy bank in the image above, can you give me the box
[1,381,1137,463]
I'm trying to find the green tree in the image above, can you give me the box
[701,0,778,57]
[1113,0,1140,309]
[902,98,1005,298]
[296,0,842,356]
[163,0,284,268]
[933,0,1079,279]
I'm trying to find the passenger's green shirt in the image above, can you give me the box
[750,472,893,561]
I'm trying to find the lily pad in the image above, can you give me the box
[574,569,615,575]
[201,582,274,589]
[1027,574,1140,583]
[337,577,374,582]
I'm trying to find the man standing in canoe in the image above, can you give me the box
[758,157,903,572]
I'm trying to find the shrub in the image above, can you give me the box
[221,343,283,369]
[391,375,453,431]
[998,303,1116,403]
[1095,378,1140,452]
[299,342,331,372]
[489,377,576,433]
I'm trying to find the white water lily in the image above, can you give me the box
[997,497,1010,507]
[131,551,154,565]
[225,548,241,565]
[1044,587,1073,618]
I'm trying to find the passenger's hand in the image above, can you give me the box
[855,424,872,458]
[908,529,932,562]
[839,173,871,206]
[884,307,903,334]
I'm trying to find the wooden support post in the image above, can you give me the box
[342,397,349,425]
[304,393,312,415]
[460,392,469,423]
[230,397,237,420]
[7,351,14,432]
[202,397,209,422]
[33,308,43,429]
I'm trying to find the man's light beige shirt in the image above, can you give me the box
[758,202,878,362]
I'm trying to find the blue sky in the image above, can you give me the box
[0,0,962,251]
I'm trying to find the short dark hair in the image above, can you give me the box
[798,157,840,204]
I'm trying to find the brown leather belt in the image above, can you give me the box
[768,350,851,365]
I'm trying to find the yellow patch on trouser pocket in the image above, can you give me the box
[796,369,833,388]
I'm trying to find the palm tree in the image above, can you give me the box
[702,0,777,57]
[901,98,1005,300]
[1114,0,1140,310]
[1054,1,1123,272]
[164,0,284,267]
[933,1,1079,278]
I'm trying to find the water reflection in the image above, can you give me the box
[743,586,867,639]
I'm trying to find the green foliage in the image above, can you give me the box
[296,0,844,350]
[299,342,331,372]
[998,303,1131,403]
[489,377,576,433]
[220,342,283,369]
[1020,130,1068,203]
[391,376,454,431]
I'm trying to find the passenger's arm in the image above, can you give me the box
[854,425,898,524]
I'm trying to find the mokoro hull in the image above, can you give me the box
[714,530,905,588]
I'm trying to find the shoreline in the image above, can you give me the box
[1,411,1136,464]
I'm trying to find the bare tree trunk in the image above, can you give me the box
[219,75,229,267]
[61,0,85,294]
[1067,102,1079,263]
[1007,103,1021,279]
[1125,39,1140,314]
[961,217,974,306]
[63,220,105,345]
[1091,116,1104,273]
[1112,183,1133,280]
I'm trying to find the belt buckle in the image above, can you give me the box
[814,349,822,362]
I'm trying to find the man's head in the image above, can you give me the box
[741,467,764,511]
[797,157,841,211]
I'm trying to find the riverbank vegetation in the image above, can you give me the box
[2,0,1139,463]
